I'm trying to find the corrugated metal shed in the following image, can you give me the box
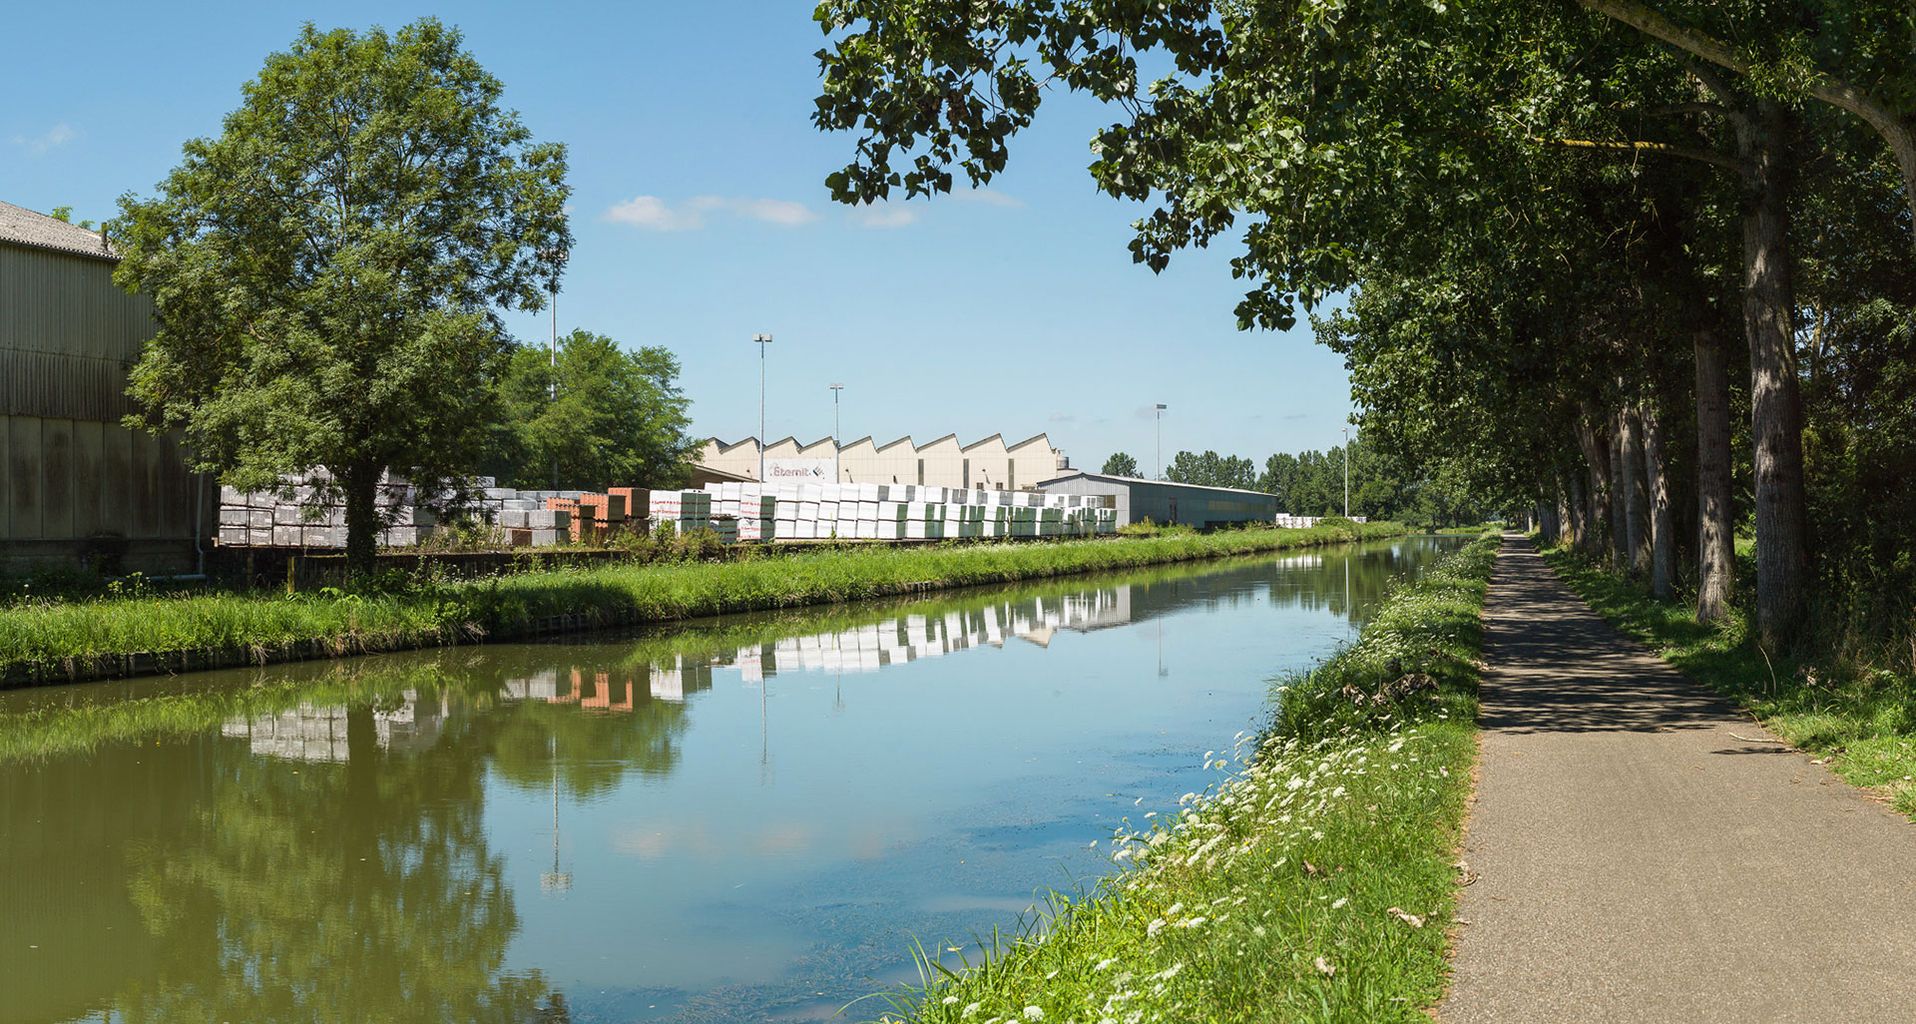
[1,201,203,572]
[1035,471,1278,529]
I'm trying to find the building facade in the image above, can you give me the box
[698,433,1067,491]
[1,200,205,573]
[1035,470,1278,529]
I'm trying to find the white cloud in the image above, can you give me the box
[852,202,919,229]
[606,194,816,231]
[734,197,818,227]
[949,187,1024,208]
[12,122,77,156]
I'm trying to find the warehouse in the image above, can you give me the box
[1035,470,1278,529]
[698,432,1068,491]
[1,200,205,573]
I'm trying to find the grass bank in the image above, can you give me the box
[0,521,1405,687]
[0,549,1317,763]
[873,533,1499,1024]
[1540,542,1916,818]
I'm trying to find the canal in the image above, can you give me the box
[0,535,1467,1024]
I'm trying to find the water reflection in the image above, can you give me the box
[0,536,1465,1024]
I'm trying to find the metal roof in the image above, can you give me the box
[0,200,116,262]
[1034,469,1276,500]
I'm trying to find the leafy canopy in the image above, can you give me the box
[113,18,570,565]
[488,330,696,491]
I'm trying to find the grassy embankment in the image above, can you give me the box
[0,521,1404,686]
[871,533,1500,1024]
[0,549,1313,763]
[1540,540,1916,818]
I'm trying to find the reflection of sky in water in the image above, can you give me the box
[480,540,1458,1021]
[0,537,1463,1024]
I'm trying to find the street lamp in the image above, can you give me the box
[754,333,774,481]
[830,383,845,480]
[1155,404,1168,480]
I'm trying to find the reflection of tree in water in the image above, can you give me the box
[479,666,695,799]
[117,704,557,1023]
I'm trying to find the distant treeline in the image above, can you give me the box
[1101,437,1489,528]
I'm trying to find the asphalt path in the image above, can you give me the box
[1441,535,1916,1024]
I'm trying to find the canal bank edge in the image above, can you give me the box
[1,523,1409,689]
[878,532,1500,1023]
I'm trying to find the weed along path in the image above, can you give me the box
[1441,536,1916,1024]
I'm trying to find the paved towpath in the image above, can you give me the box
[1441,535,1916,1024]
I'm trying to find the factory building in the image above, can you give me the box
[1035,470,1278,529]
[1,200,205,573]
[698,432,1067,490]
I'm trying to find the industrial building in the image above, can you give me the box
[1036,470,1279,529]
[698,432,1067,490]
[1,200,205,573]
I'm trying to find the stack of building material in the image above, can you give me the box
[216,474,431,549]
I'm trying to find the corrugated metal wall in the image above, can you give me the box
[1,243,201,568]
[1039,475,1278,529]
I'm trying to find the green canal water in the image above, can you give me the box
[1,535,1468,1024]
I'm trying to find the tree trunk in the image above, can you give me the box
[1565,468,1588,551]
[1738,102,1811,646]
[1619,405,1650,575]
[1642,401,1676,601]
[1693,325,1737,623]
[341,466,382,580]
[1576,417,1611,559]
[1609,412,1631,570]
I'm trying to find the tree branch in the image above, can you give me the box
[1577,0,1916,240]
[1532,136,1747,175]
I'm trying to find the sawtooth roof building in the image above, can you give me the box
[697,433,1068,490]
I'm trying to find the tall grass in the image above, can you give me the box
[868,534,1500,1023]
[1,522,1405,685]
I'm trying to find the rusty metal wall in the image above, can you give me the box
[1,243,201,569]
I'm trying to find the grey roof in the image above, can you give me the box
[1034,469,1277,500]
[0,200,116,261]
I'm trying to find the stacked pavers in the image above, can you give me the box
[218,475,1116,550]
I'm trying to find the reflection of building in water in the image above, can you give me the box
[503,664,715,706]
[725,585,1133,680]
[220,691,447,762]
[1274,553,1324,569]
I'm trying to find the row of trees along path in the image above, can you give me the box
[1442,537,1916,1023]
[813,1,1916,654]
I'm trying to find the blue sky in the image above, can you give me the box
[1,1,1353,471]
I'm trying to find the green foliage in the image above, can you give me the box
[1164,449,1258,490]
[487,329,695,489]
[874,535,1500,1022]
[0,524,1409,682]
[1100,451,1140,477]
[112,18,570,573]
[47,205,97,229]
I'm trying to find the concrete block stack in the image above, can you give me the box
[677,481,1113,544]
[215,471,1115,551]
[217,473,432,549]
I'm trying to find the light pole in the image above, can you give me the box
[754,333,774,481]
[1154,403,1168,479]
[1343,425,1351,519]
[830,383,844,481]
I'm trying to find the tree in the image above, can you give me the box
[488,330,695,490]
[1165,450,1257,490]
[48,205,98,230]
[1100,452,1140,477]
[113,19,570,576]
